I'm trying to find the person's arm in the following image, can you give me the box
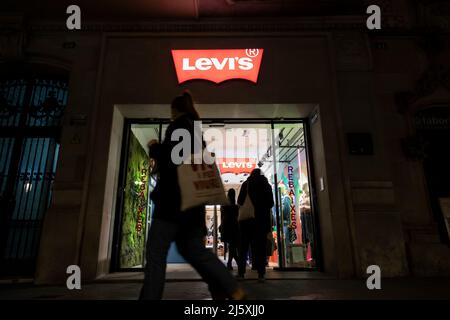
[264,179,275,208]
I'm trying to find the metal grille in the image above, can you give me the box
[277,125,305,163]
[0,76,67,276]
[0,138,14,196]
[0,79,25,127]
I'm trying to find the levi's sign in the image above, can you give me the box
[171,49,264,84]
[218,158,257,174]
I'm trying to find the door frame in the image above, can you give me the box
[111,117,322,272]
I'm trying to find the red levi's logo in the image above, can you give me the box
[218,158,257,174]
[171,49,264,84]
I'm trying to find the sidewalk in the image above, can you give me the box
[0,265,449,300]
[96,264,334,283]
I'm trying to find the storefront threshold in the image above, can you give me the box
[99,264,334,283]
[0,278,34,284]
[273,267,319,272]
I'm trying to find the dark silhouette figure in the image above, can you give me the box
[220,189,240,270]
[237,169,274,282]
[139,92,244,300]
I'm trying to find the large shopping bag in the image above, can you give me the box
[238,183,254,221]
[177,161,227,211]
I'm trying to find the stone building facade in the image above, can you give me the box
[1,0,449,284]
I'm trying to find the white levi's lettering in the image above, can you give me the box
[229,57,236,70]
[195,58,212,70]
[223,162,253,168]
[239,57,253,70]
[210,57,228,70]
[182,58,195,70]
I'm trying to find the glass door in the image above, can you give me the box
[204,122,280,267]
[115,123,159,269]
[113,119,319,271]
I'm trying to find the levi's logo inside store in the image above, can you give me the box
[218,158,256,173]
[171,49,264,84]
[218,158,257,185]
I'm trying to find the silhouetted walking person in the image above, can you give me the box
[139,92,245,300]
[237,169,274,282]
[220,189,240,270]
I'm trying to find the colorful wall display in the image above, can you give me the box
[119,133,149,268]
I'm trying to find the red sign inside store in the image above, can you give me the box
[171,49,264,84]
[218,158,257,174]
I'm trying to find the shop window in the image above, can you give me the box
[415,106,450,243]
[113,119,320,271]
[273,122,317,269]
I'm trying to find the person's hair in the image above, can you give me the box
[171,91,200,120]
[250,168,261,177]
[227,188,236,205]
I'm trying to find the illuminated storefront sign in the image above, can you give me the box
[218,158,257,174]
[171,49,264,84]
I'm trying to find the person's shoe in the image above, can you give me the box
[236,274,245,281]
[211,290,227,300]
[258,276,265,283]
[230,287,247,300]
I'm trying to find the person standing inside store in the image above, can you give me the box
[266,212,276,266]
[220,188,240,270]
[237,168,274,282]
[300,183,314,263]
[139,92,245,300]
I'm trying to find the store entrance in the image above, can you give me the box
[415,106,450,243]
[112,119,319,271]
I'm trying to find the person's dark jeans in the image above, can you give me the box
[139,219,178,300]
[140,217,240,300]
[252,227,267,277]
[238,219,267,278]
[226,239,239,268]
[238,219,255,276]
[175,226,239,298]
